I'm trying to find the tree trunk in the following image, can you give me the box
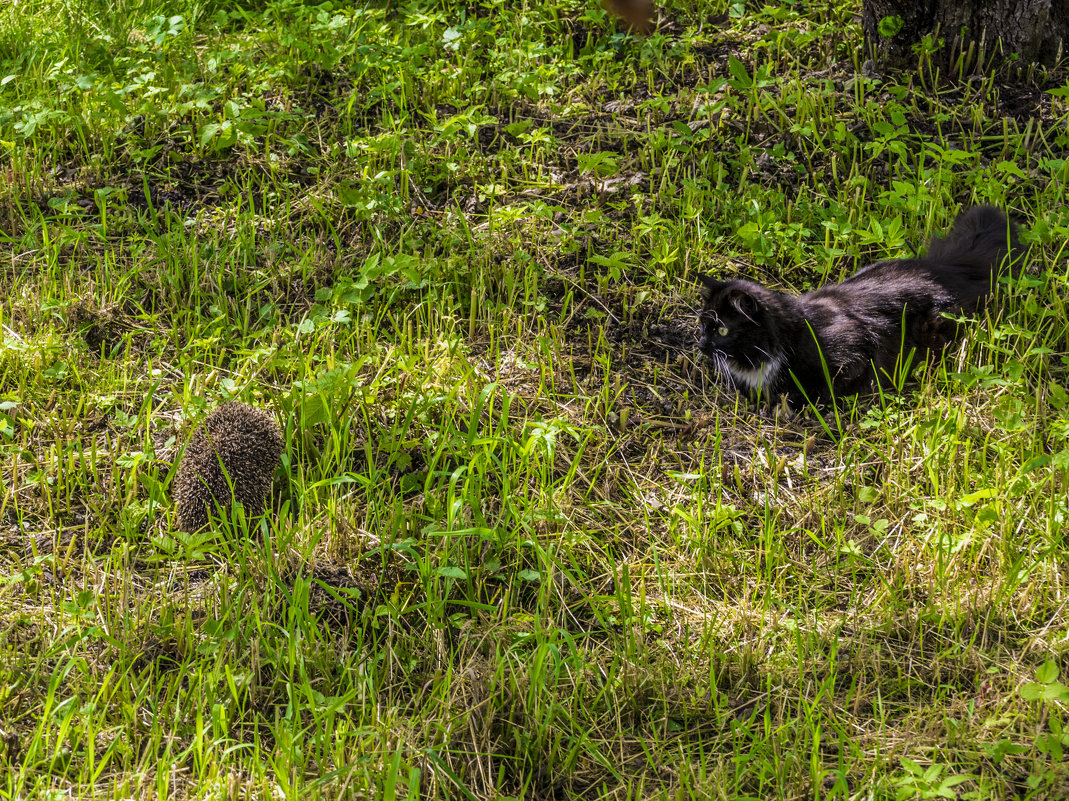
[862,0,1068,71]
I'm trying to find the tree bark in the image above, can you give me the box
[862,0,1068,71]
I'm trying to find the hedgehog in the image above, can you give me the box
[172,402,284,532]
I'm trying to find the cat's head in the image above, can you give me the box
[697,276,782,389]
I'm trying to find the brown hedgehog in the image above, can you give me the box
[172,402,284,532]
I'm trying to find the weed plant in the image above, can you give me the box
[0,0,1067,798]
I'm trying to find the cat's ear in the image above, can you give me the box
[697,274,723,301]
[726,287,760,319]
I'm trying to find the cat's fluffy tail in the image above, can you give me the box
[926,205,1024,276]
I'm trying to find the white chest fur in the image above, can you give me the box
[725,357,782,393]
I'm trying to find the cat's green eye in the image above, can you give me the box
[717,325,728,336]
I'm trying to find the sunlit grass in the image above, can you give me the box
[0,0,1067,798]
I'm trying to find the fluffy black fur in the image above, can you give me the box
[697,206,1023,405]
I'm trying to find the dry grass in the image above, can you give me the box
[0,0,1067,798]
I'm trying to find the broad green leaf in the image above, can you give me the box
[727,55,752,89]
[1021,682,1044,701]
[877,15,903,37]
[1037,660,1059,684]
[1041,682,1069,701]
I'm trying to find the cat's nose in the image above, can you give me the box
[698,335,707,351]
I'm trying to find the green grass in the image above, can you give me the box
[1,0,1068,798]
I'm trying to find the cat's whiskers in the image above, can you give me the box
[707,350,737,389]
[701,342,780,394]
[724,355,782,394]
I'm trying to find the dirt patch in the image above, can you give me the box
[306,556,408,629]
[69,302,129,355]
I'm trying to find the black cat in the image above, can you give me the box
[697,206,1023,405]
